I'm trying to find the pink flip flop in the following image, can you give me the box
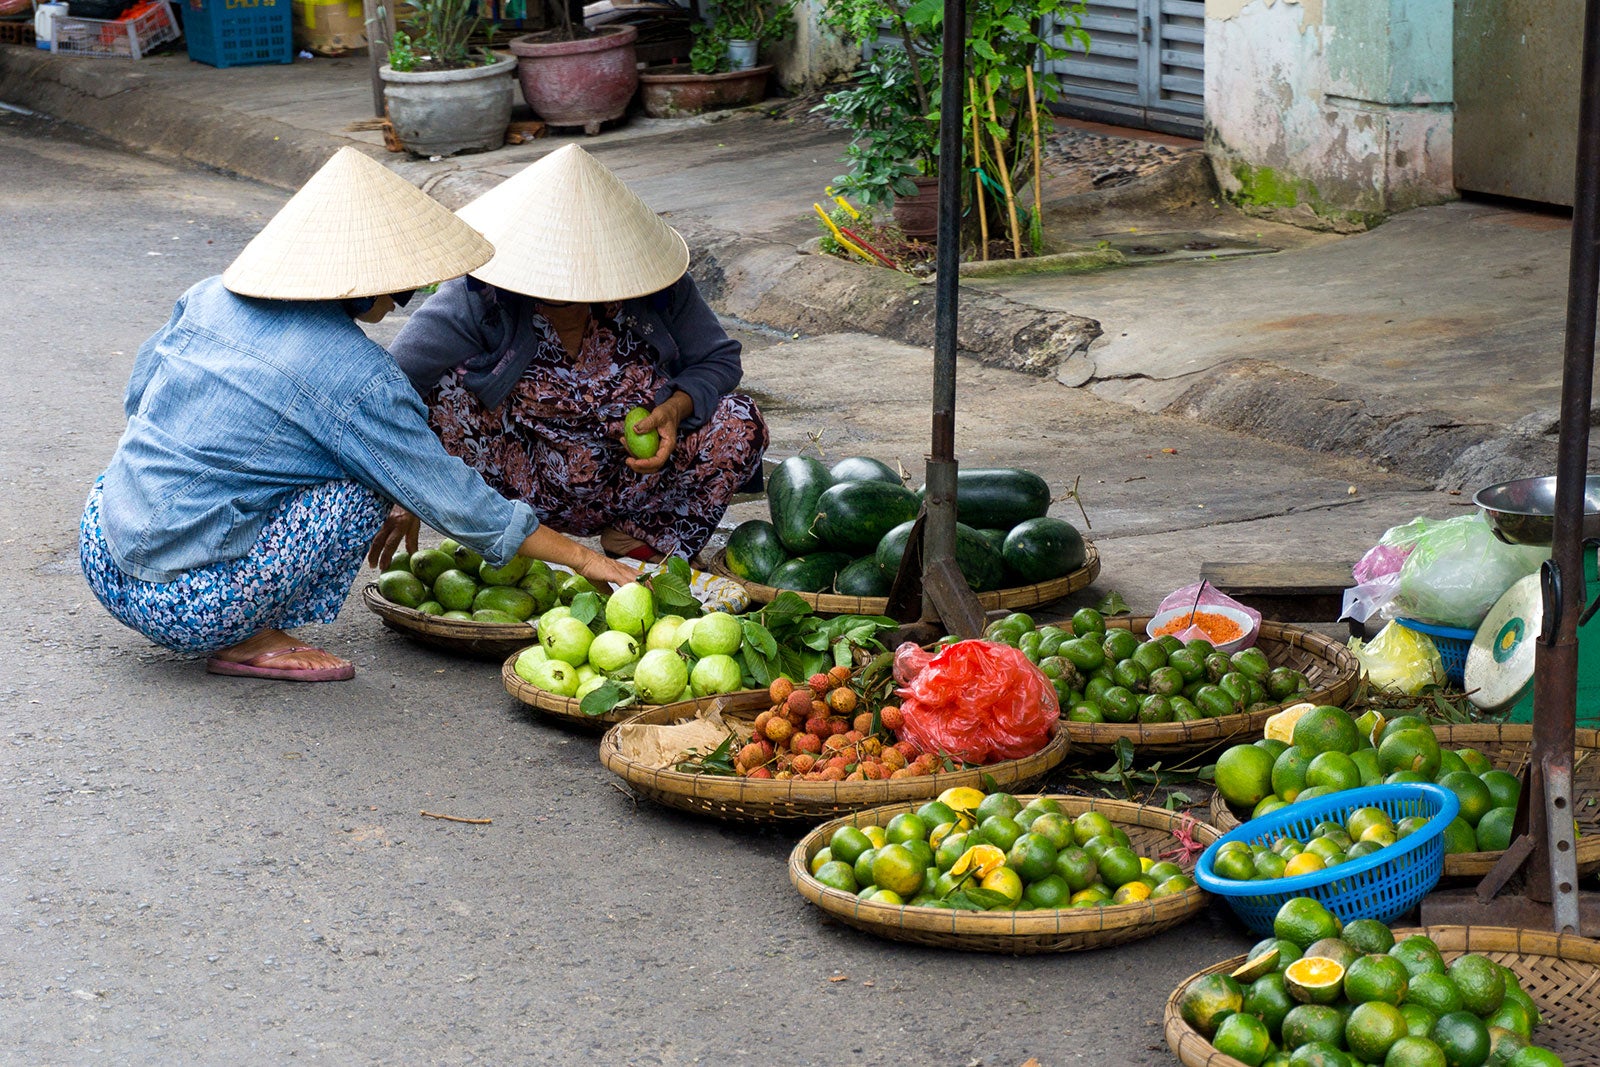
[206,645,355,682]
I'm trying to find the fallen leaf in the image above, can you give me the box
[828,975,848,983]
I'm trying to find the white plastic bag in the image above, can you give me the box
[1390,514,1546,629]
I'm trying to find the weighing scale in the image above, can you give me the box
[1466,474,1600,725]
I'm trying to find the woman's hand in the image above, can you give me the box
[517,524,640,592]
[624,391,694,475]
[576,552,643,592]
[366,505,420,570]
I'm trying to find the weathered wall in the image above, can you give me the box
[768,0,860,90]
[1205,0,1455,225]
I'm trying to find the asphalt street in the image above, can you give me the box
[1,107,1467,1066]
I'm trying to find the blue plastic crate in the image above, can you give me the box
[1194,783,1458,936]
[1394,616,1474,688]
[183,0,291,67]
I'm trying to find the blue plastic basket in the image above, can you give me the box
[1394,617,1474,688]
[1194,783,1458,936]
[182,0,291,68]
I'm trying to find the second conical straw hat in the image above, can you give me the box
[457,144,690,302]
[223,147,493,301]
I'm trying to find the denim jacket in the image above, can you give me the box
[388,274,742,430]
[97,276,539,583]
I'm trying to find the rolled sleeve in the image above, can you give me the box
[653,277,743,430]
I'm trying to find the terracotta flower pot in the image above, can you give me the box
[637,64,772,119]
[509,24,638,135]
[892,174,940,242]
[379,54,516,158]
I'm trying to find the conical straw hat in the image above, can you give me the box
[223,147,493,301]
[456,144,689,302]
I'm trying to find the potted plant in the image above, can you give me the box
[636,6,785,119]
[817,0,1085,249]
[709,0,794,71]
[508,0,639,134]
[816,47,941,238]
[379,0,516,157]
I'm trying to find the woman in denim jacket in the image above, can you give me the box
[80,148,637,683]
[386,145,768,565]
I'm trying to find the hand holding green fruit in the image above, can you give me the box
[622,391,693,473]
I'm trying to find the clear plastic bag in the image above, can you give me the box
[1390,513,1546,629]
[1348,620,1446,695]
[894,640,1060,764]
[1155,582,1261,649]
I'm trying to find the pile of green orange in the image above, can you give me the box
[1209,805,1422,881]
[975,607,1312,723]
[1212,706,1522,856]
[808,788,1195,911]
[1178,896,1563,1067]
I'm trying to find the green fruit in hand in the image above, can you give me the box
[623,405,660,460]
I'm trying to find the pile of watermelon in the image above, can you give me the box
[722,455,1087,597]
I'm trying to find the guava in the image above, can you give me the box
[634,648,688,704]
[541,615,595,666]
[604,582,657,638]
[513,644,548,683]
[575,675,609,701]
[690,653,743,697]
[689,611,743,657]
[588,630,641,675]
[623,406,660,460]
[526,657,579,697]
[674,617,698,651]
[537,605,572,634]
[645,615,686,652]
[479,555,531,587]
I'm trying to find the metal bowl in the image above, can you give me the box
[1473,475,1600,546]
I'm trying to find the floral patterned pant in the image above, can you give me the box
[80,477,388,656]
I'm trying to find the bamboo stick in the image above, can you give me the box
[1024,64,1044,251]
[968,76,990,261]
[983,75,1023,259]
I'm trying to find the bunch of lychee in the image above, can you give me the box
[732,666,941,781]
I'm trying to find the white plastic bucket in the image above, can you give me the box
[35,1,68,48]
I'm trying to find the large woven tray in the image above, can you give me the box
[789,795,1219,953]
[1206,723,1600,879]
[1062,618,1360,758]
[363,583,536,661]
[706,541,1101,616]
[1166,924,1600,1067]
[598,691,1070,824]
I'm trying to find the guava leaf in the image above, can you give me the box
[580,681,632,716]
[568,591,601,625]
[740,618,778,659]
[1096,591,1131,616]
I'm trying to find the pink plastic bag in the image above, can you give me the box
[1155,582,1261,650]
[894,640,1060,764]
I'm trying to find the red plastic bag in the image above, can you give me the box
[893,640,1060,764]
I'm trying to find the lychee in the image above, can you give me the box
[808,672,833,694]
[769,676,796,704]
[879,705,905,731]
[827,688,858,716]
[763,717,794,744]
[784,688,813,718]
[827,664,853,688]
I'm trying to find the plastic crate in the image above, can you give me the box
[183,0,291,67]
[1193,782,1458,936]
[1394,616,1474,688]
[49,0,180,58]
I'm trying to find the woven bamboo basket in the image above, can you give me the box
[706,541,1101,616]
[789,795,1220,953]
[363,583,536,660]
[598,692,1070,824]
[1206,723,1600,879]
[500,650,643,731]
[1166,924,1600,1067]
[1062,618,1361,758]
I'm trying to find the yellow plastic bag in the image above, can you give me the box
[1348,620,1446,695]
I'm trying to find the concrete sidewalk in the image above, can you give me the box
[2,43,1591,490]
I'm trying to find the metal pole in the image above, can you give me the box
[1526,0,1600,934]
[920,0,967,623]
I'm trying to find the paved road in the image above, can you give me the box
[1,109,1465,1066]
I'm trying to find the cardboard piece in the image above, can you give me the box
[615,706,735,770]
[292,0,365,55]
